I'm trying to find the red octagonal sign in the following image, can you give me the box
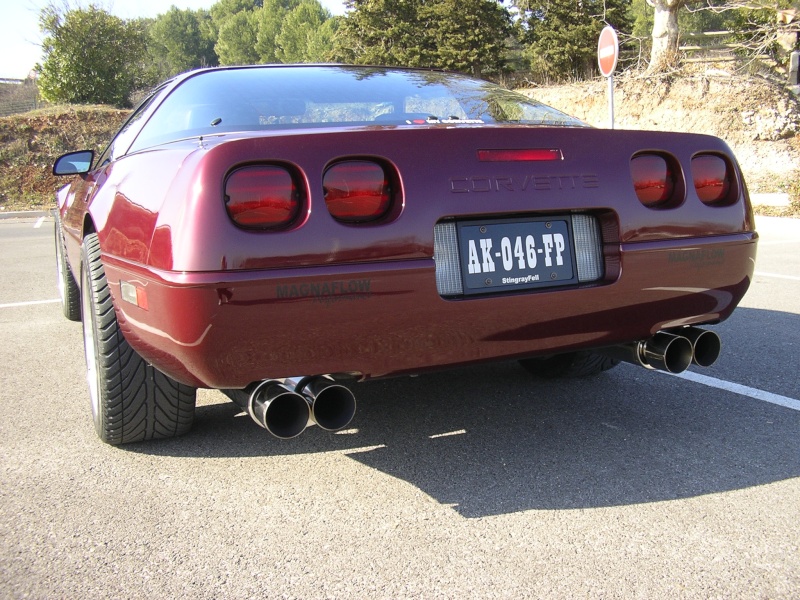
[597,26,619,77]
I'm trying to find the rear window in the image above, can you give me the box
[129,66,586,153]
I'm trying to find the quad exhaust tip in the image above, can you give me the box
[227,375,356,439]
[602,327,721,374]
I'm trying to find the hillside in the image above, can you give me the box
[0,105,128,210]
[0,73,798,213]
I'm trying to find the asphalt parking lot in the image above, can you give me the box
[1,214,798,598]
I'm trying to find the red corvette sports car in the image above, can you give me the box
[53,65,757,444]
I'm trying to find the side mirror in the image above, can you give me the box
[53,150,94,176]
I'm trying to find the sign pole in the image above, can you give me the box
[608,74,615,129]
[597,26,619,130]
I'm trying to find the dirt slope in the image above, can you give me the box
[0,105,128,211]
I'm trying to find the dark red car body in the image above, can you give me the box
[54,65,757,440]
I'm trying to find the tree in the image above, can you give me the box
[214,0,335,65]
[515,0,632,81]
[630,0,728,70]
[335,0,429,67]
[336,0,513,74]
[255,0,301,62]
[648,0,687,72]
[211,0,264,64]
[36,3,148,107]
[700,0,799,66]
[216,10,261,64]
[276,1,332,62]
[211,0,265,24]
[636,0,799,73]
[306,16,341,61]
[419,0,512,76]
[147,7,218,81]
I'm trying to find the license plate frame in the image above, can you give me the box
[456,216,577,295]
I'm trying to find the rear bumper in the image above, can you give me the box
[102,232,757,389]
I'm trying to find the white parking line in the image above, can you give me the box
[34,217,46,229]
[429,429,467,439]
[0,299,60,309]
[666,370,800,412]
[754,271,800,281]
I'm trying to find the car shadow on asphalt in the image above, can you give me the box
[127,307,800,518]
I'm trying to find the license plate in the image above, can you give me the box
[457,217,576,295]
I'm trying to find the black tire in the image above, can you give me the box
[54,217,81,321]
[519,351,620,379]
[80,233,196,444]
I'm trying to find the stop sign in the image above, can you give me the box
[597,26,619,77]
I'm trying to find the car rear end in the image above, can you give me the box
[100,125,756,389]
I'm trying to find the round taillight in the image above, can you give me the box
[630,154,677,208]
[224,165,301,229]
[692,154,733,205]
[323,161,392,223]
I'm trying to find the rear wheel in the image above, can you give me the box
[81,233,196,444]
[54,217,81,321]
[519,351,619,379]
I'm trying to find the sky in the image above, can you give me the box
[0,0,348,80]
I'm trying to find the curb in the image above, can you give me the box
[750,193,791,208]
[0,210,52,220]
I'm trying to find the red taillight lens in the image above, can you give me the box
[630,154,677,208]
[692,154,733,205]
[323,161,392,223]
[225,165,300,229]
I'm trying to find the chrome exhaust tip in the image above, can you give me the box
[289,376,356,431]
[682,327,721,368]
[601,331,693,374]
[244,380,310,439]
[641,332,694,374]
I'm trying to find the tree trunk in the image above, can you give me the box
[649,0,682,73]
